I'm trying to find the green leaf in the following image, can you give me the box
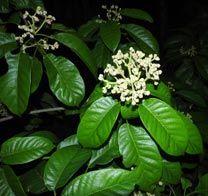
[88,130,120,168]
[57,134,79,149]
[195,55,208,80]
[120,8,153,23]
[52,32,97,78]
[0,165,26,196]
[178,112,203,154]
[2,165,26,196]
[118,124,162,190]
[20,161,48,195]
[161,159,182,184]
[92,39,111,69]
[100,21,121,52]
[77,97,120,148]
[0,32,17,57]
[0,168,15,196]
[121,24,159,54]
[181,177,192,193]
[196,173,208,196]
[62,168,135,196]
[78,19,99,41]
[176,89,207,108]
[0,0,10,13]
[43,53,85,107]
[30,56,43,93]
[44,145,91,191]
[0,52,31,115]
[146,82,172,105]
[138,98,188,156]
[0,136,55,165]
[10,0,44,10]
[51,23,76,33]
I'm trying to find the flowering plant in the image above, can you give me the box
[0,1,206,196]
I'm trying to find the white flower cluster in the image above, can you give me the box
[16,6,59,53]
[96,5,122,24]
[98,47,162,105]
[179,45,197,57]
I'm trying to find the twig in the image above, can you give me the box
[0,107,65,123]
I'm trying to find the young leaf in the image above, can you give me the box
[178,112,203,154]
[0,136,55,165]
[161,159,182,184]
[196,173,208,195]
[51,33,97,78]
[121,24,159,54]
[120,8,153,23]
[43,53,85,107]
[62,168,136,196]
[44,145,91,191]
[0,32,17,58]
[0,166,26,196]
[88,130,120,168]
[138,98,188,156]
[0,52,31,115]
[100,21,121,52]
[77,97,120,148]
[118,123,162,190]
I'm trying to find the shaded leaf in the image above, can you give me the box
[196,173,208,196]
[77,97,120,148]
[120,8,153,23]
[100,21,121,52]
[57,134,79,149]
[43,53,85,106]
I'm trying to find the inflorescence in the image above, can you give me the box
[96,5,122,24]
[98,47,162,105]
[16,6,59,53]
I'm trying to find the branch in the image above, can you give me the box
[0,107,65,123]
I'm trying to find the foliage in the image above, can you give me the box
[0,1,207,196]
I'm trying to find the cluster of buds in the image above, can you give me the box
[167,81,175,92]
[16,6,59,53]
[98,47,162,105]
[179,45,197,57]
[96,5,122,24]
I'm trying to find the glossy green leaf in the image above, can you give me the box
[20,161,48,195]
[92,39,111,69]
[43,53,85,107]
[52,33,97,78]
[51,23,76,33]
[44,145,91,190]
[196,173,208,195]
[30,56,43,93]
[88,130,120,168]
[62,168,135,196]
[100,21,121,52]
[176,89,207,108]
[178,112,203,154]
[0,136,55,165]
[28,130,60,144]
[77,97,120,148]
[0,52,31,115]
[121,24,159,54]
[146,82,172,105]
[161,159,182,184]
[0,32,17,58]
[120,8,153,23]
[138,98,188,156]
[118,124,162,189]
[0,165,26,196]
[57,134,79,149]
